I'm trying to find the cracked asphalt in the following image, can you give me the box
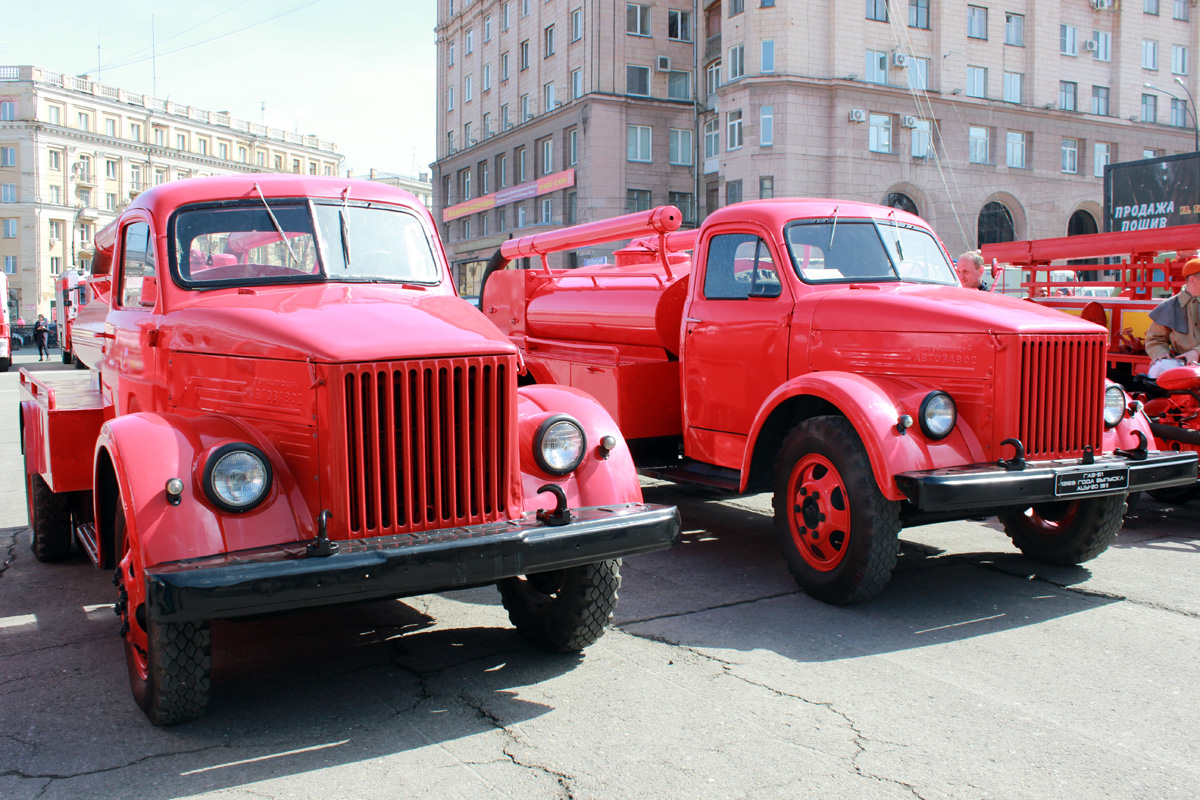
[3,352,1199,799]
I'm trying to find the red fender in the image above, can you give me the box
[516,385,643,510]
[1102,387,1156,451]
[95,413,315,568]
[742,372,985,501]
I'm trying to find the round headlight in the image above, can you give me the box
[918,391,957,440]
[1103,385,1127,428]
[203,443,272,512]
[534,416,587,475]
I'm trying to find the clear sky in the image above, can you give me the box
[0,0,438,178]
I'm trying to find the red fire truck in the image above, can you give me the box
[480,200,1198,606]
[54,270,85,364]
[0,272,11,372]
[20,175,679,725]
[983,225,1200,503]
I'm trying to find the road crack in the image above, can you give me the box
[1,526,22,579]
[460,692,575,800]
[618,590,801,627]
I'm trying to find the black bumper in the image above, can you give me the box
[144,503,680,624]
[895,451,1199,513]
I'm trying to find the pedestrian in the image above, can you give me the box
[33,314,49,361]
[955,250,986,290]
[1145,257,1200,379]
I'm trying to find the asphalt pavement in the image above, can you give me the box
[2,349,1199,800]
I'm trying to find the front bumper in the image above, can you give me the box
[145,503,680,624]
[895,451,1198,513]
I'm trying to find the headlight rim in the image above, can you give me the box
[1103,385,1127,428]
[533,414,587,476]
[201,442,273,513]
[918,390,957,441]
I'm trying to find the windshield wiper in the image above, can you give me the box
[253,183,300,268]
[828,205,839,250]
[340,185,352,267]
[888,208,904,261]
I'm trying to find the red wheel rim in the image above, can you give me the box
[118,534,149,682]
[1020,501,1080,534]
[787,453,852,572]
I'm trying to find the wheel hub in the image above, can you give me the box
[787,454,852,572]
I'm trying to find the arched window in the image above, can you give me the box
[977,201,1015,245]
[1067,209,1098,236]
[885,192,919,217]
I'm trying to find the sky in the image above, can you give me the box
[0,0,438,178]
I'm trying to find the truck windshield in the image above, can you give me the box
[785,220,957,285]
[173,200,440,287]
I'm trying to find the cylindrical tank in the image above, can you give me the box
[525,264,690,357]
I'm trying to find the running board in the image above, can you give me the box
[75,521,100,566]
[639,463,740,493]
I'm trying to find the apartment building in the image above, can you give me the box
[434,0,1199,292]
[358,168,435,209]
[0,65,343,320]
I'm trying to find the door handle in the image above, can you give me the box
[685,317,702,323]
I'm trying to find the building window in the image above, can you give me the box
[520,93,530,120]
[758,177,774,200]
[502,52,510,80]
[572,68,583,99]
[760,105,774,146]
[867,0,888,22]
[1060,81,1078,111]
[1,183,16,202]
[1061,138,1078,173]
[105,118,116,136]
[2,218,15,238]
[907,57,929,90]
[967,66,987,98]
[462,217,471,240]
[866,50,888,84]
[868,113,892,153]
[669,128,693,164]
[1142,93,1158,122]
[1006,131,1026,168]
[50,256,62,275]
[47,106,60,125]
[669,191,695,224]
[1145,0,1159,14]
[912,119,932,158]
[544,25,555,55]
[498,153,508,187]
[729,0,744,15]
[627,3,651,35]
[541,197,552,223]
[104,159,117,179]
[518,146,527,181]
[517,205,527,227]
[627,188,652,212]
[627,125,652,162]
[520,40,530,70]
[627,65,651,95]
[544,82,556,110]
[967,5,987,39]
[78,112,90,131]
[668,70,691,99]
[106,192,117,211]
[541,137,554,174]
[969,126,989,164]
[566,193,576,224]
[910,0,929,29]
[1092,86,1110,116]
[1173,45,1188,75]
[466,29,474,54]
[484,14,492,41]
[705,118,720,157]
[0,147,14,168]
[725,179,742,205]
[1005,13,1024,46]
[4,256,15,274]
[483,64,491,91]
[219,143,228,160]
[502,1,510,29]
[480,161,490,195]
[1094,142,1112,177]
[761,39,775,73]
[728,44,745,80]
[1003,72,1022,104]
[48,150,61,170]
[1174,0,1189,20]
[466,75,475,102]
[448,86,455,110]
[572,8,583,40]
[1172,97,1189,126]
[569,129,578,165]
[49,185,60,204]
[449,41,456,66]
[706,61,722,94]
[0,101,14,121]
[669,9,692,41]
[1093,31,1111,62]
[461,168,472,200]
[1061,25,1078,56]
[1143,40,1159,70]
[727,110,743,150]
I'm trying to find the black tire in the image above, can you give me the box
[61,348,71,364]
[0,356,10,372]
[1147,483,1200,504]
[998,493,1124,565]
[27,473,73,562]
[74,353,88,370]
[1123,491,1142,517]
[115,508,210,725]
[772,416,901,605]
[498,559,621,652]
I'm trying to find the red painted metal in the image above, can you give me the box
[500,205,682,263]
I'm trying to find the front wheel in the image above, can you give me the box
[498,560,621,652]
[998,493,1124,565]
[60,347,71,364]
[115,508,210,725]
[772,416,901,605]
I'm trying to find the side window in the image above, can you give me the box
[703,233,780,299]
[121,222,157,308]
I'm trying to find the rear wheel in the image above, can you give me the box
[114,508,210,725]
[998,493,1124,565]
[0,356,10,372]
[27,473,73,562]
[1147,483,1200,504]
[498,560,621,652]
[60,347,71,364]
[772,416,900,605]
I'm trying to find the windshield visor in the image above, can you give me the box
[785,219,957,285]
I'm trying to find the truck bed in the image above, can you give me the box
[20,370,110,492]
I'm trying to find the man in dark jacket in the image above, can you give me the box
[33,314,49,361]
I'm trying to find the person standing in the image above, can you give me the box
[1145,258,1200,377]
[955,250,986,290]
[33,314,49,361]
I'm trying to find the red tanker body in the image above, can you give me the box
[20,175,679,725]
[481,199,1198,605]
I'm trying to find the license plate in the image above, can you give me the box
[1054,465,1130,497]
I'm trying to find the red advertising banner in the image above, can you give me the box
[443,168,575,222]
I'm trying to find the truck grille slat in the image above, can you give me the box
[340,357,512,536]
[1017,336,1103,458]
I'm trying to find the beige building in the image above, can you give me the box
[434,0,1199,290]
[0,65,343,320]
[358,168,435,209]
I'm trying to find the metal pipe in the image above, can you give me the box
[499,205,683,261]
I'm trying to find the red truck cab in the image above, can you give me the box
[20,175,679,724]
[482,200,1198,605]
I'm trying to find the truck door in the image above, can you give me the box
[682,231,791,443]
[102,220,162,414]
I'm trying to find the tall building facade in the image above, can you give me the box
[434,0,1199,293]
[0,65,343,320]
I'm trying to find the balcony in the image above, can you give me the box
[705,34,721,61]
[75,170,96,187]
[77,206,100,221]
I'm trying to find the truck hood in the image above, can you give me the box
[164,284,515,362]
[807,283,1104,335]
